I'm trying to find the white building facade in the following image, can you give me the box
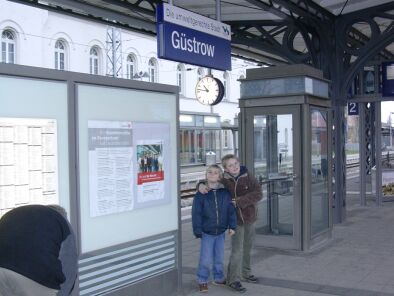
[1,0,258,165]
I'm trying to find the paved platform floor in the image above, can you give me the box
[180,202,394,296]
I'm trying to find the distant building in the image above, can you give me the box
[0,0,260,165]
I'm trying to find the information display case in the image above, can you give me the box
[0,64,181,296]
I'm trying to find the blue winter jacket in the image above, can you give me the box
[192,184,237,238]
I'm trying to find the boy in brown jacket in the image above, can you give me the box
[198,154,262,293]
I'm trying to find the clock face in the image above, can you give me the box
[195,75,224,105]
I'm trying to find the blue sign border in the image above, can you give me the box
[156,4,232,71]
[157,22,231,71]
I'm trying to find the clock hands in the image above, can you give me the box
[197,85,209,92]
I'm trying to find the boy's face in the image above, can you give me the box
[206,168,221,183]
[224,158,240,176]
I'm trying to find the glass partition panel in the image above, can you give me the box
[204,129,220,163]
[381,102,394,201]
[254,114,294,236]
[0,76,69,218]
[179,130,195,165]
[311,108,329,236]
[215,130,221,162]
[254,115,268,232]
[180,130,186,165]
[77,84,178,253]
[196,130,204,163]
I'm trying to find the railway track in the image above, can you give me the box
[180,188,196,199]
[179,153,394,198]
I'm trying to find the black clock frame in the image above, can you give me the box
[212,77,225,105]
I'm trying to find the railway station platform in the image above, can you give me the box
[180,201,394,296]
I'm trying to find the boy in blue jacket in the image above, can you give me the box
[192,164,237,293]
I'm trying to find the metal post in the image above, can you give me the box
[359,103,366,206]
[105,27,113,77]
[390,112,393,148]
[112,28,116,77]
[375,103,382,205]
[216,0,221,21]
[209,0,221,76]
[105,27,122,77]
[209,0,221,113]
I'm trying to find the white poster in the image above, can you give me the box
[136,140,165,203]
[88,120,134,217]
[0,118,58,217]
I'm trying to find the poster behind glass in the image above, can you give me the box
[0,118,58,217]
[88,120,170,217]
[88,120,134,217]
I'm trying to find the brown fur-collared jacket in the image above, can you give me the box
[221,166,262,225]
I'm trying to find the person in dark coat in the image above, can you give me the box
[0,204,78,296]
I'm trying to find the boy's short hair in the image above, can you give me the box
[221,154,239,168]
[206,164,223,178]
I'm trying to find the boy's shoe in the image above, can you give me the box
[199,283,208,293]
[212,279,226,286]
[228,281,246,293]
[242,274,258,283]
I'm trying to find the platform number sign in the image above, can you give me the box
[348,102,359,116]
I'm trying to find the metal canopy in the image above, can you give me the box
[9,0,394,67]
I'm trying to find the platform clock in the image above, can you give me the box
[195,75,225,105]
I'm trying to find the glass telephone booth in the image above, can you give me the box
[239,65,332,251]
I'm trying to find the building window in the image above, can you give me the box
[177,64,185,94]
[180,130,196,165]
[54,40,66,70]
[89,47,99,75]
[179,129,221,165]
[204,129,221,163]
[148,58,157,82]
[126,54,136,79]
[223,71,230,101]
[1,30,15,64]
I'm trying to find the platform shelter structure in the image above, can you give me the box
[2,0,394,295]
[239,64,332,251]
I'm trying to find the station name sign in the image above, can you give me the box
[156,3,232,71]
